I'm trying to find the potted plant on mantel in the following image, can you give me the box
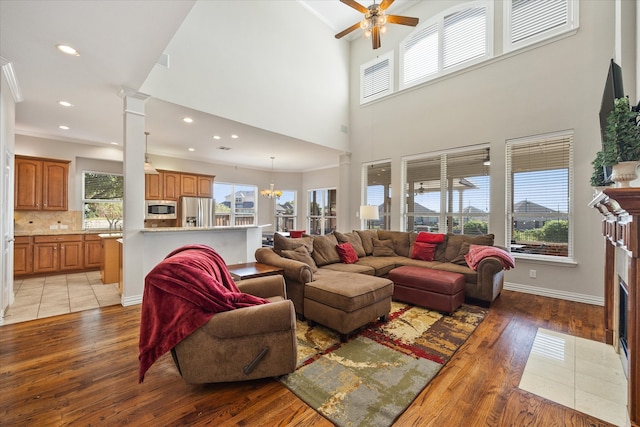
[597,97,640,187]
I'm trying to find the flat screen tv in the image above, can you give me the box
[599,59,625,182]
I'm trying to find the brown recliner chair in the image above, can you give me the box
[170,274,297,384]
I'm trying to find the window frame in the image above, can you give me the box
[360,51,394,104]
[399,1,493,91]
[307,188,337,235]
[401,145,491,235]
[505,130,574,262]
[213,182,257,227]
[82,170,124,231]
[503,0,579,53]
[362,160,392,230]
[275,190,297,232]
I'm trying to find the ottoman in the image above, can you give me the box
[389,266,465,314]
[304,273,393,342]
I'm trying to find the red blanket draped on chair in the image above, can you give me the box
[138,244,269,383]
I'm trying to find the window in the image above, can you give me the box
[363,161,391,230]
[213,182,257,226]
[506,131,573,259]
[308,189,337,235]
[360,52,393,104]
[82,171,123,230]
[403,147,490,235]
[275,190,297,232]
[504,0,578,52]
[400,2,491,89]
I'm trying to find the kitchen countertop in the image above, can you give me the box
[140,225,259,233]
[14,230,120,237]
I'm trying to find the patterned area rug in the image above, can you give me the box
[279,301,488,427]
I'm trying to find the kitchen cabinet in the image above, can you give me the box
[197,175,214,197]
[180,174,198,197]
[100,235,121,284]
[33,234,83,274]
[162,171,181,200]
[15,155,69,211]
[13,236,32,276]
[144,173,162,200]
[145,170,214,200]
[84,234,102,269]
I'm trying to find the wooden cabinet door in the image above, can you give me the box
[84,237,102,269]
[60,241,83,271]
[13,237,32,276]
[197,175,214,197]
[163,172,180,200]
[42,161,68,210]
[180,174,197,197]
[33,243,58,273]
[14,157,42,210]
[145,173,162,200]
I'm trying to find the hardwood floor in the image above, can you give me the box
[0,291,616,426]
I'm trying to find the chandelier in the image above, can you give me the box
[260,156,282,199]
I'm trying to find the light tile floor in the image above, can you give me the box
[1,271,121,325]
[519,328,630,427]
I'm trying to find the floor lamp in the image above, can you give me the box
[360,205,379,229]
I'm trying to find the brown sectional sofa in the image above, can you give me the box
[254,229,507,319]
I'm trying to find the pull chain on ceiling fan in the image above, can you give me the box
[335,0,419,50]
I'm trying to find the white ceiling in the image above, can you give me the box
[0,0,419,172]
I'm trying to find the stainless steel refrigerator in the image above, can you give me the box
[180,197,215,227]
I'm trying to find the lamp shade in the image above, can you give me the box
[360,205,379,221]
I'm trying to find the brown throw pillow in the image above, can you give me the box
[273,232,313,256]
[311,234,341,267]
[281,246,318,272]
[372,239,396,257]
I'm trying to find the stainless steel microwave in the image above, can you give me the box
[145,200,177,219]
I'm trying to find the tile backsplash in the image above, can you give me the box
[14,211,83,233]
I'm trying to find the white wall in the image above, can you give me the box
[140,0,350,153]
[345,0,617,303]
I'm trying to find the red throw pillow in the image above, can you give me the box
[411,242,437,261]
[416,232,445,244]
[336,242,359,264]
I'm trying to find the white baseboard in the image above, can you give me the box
[503,282,604,306]
[122,295,142,307]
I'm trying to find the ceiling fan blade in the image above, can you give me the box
[335,22,362,39]
[372,25,381,49]
[379,0,394,11]
[386,15,420,27]
[340,0,368,14]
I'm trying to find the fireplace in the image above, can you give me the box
[619,279,629,378]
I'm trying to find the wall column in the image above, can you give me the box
[121,90,148,306]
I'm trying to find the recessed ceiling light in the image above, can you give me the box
[110,141,119,145]
[182,117,193,123]
[58,125,70,130]
[213,135,221,140]
[231,134,239,139]
[56,44,79,56]
[188,147,195,152]
[57,100,73,107]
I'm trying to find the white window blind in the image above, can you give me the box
[443,6,487,69]
[400,2,490,90]
[505,0,576,52]
[403,23,439,86]
[360,52,393,103]
[404,147,490,234]
[506,132,573,259]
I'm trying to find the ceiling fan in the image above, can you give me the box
[335,0,419,50]
[414,182,426,195]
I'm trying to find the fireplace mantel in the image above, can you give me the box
[590,188,639,426]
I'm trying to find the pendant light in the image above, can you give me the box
[260,156,282,199]
[144,131,159,175]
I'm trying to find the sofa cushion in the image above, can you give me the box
[356,256,400,277]
[336,242,359,264]
[410,242,437,261]
[429,261,478,284]
[281,246,318,272]
[416,232,446,244]
[372,239,397,257]
[378,230,411,257]
[311,234,341,267]
[273,232,313,256]
[334,231,366,258]
[320,263,375,275]
[355,229,378,256]
[445,233,494,263]
[305,271,393,313]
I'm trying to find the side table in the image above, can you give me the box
[227,262,284,281]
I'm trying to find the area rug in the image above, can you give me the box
[279,301,488,427]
